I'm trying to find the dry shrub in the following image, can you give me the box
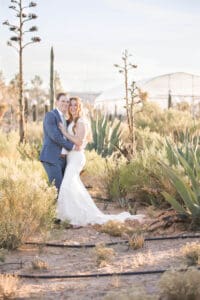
[159,268,200,300]
[181,242,200,266]
[0,274,19,299]
[0,158,56,249]
[85,150,106,176]
[17,122,43,160]
[0,124,43,161]
[99,220,140,237]
[0,131,19,160]
[93,243,115,267]
[104,285,155,300]
[127,234,144,250]
[99,220,126,236]
[25,122,43,144]
[31,256,49,270]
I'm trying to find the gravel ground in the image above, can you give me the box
[1,202,200,299]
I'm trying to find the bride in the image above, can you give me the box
[57,97,144,226]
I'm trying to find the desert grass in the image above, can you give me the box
[0,274,19,299]
[181,242,200,266]
[159,268,200,300]
[93,243,115,267]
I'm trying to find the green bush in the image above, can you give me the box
[103,154,173,208]
[135,102,200,141]
[103,133,175,208]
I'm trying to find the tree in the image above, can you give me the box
[114,50,143,156]
[3,0,41,143]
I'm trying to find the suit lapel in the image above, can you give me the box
[54,109,68,129]
[53,109,62,123]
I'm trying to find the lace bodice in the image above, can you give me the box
[68,117,89,149]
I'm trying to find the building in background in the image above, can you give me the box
[94,72,200,115]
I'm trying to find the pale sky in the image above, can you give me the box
[0,0,200,92]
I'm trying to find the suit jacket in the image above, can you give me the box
[40,109,74,164]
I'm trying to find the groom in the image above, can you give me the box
[40,92,74,191]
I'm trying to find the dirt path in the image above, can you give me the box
[1,201,200,300]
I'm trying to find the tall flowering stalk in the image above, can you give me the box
[3,0,41,143]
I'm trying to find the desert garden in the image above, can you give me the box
[1,99,200,299]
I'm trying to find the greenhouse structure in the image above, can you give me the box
[94,72,200,115]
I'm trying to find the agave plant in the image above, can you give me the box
[160,148,200,220]
[87,112,122,157]
[166,130,200,168]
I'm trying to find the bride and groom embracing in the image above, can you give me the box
[40,93,144,226]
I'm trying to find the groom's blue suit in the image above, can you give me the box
[40,109,74,190]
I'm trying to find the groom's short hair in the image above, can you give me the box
[56,92,67,101]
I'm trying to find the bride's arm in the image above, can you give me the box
[59,122,86,146]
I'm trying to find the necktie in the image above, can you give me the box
[60,114,68,154]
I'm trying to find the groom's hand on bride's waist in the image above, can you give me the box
[74,145,83,151]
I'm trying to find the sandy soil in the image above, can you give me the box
[1,201,200,300]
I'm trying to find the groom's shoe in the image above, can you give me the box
[53,218,61,225]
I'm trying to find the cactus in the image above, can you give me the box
[50,46,54,110]
[168,90,172,109]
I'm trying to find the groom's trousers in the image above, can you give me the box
[42,156,66,191]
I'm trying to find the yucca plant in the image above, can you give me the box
[87,112,122,157]
[159,148,200,223]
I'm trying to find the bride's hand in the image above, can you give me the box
[59,122,67,135]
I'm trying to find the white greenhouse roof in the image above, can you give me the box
[94,72,200,111]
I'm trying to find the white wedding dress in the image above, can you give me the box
[57,118,144,226]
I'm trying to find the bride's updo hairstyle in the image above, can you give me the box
[68,97,83,134]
